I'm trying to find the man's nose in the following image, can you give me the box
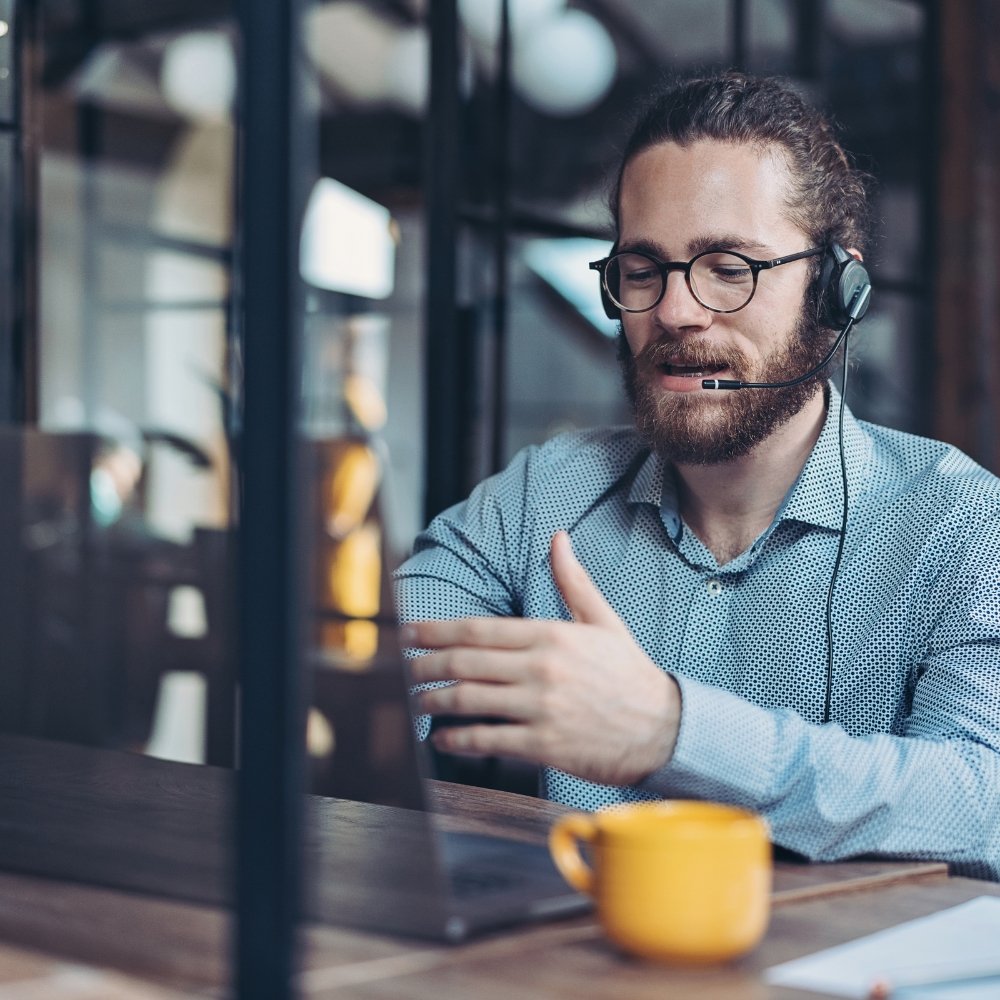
[651,270,711,333]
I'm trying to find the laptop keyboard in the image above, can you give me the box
[449,863,526,898]
[441,831,565,900]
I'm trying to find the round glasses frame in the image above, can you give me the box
[589,246,825,315]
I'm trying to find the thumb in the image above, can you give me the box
[550,531,624,629]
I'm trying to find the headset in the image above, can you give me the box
[598,242,873,725]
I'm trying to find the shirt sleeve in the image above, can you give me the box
[642,518,1000,881]
[393,448,533,741]
[393,455,530,626]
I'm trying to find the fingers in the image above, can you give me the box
[431,720,534,760]
[417,674,538,722]
[402,616,546,652]
[416,666,540,759]
[409,646,536,686]
[549,530,623,630]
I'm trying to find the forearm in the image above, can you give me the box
[642,675,1000,880]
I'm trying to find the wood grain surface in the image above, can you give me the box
[0,735,981,998]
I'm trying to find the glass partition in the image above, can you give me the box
[32,7,238,764]
[0,2,244,993]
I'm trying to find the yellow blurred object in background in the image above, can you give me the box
[322,440,381,539]
[326,522,381,618]
[314,438,385,664]
[343,373,388,431]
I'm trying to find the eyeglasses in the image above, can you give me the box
[589,246,824,315]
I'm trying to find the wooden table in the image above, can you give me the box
[0,735,993,999]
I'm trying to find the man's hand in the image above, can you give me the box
[404,531,681,786]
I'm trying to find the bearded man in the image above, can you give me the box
[395,72,1000,880]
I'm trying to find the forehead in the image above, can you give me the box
[618,139,804,252]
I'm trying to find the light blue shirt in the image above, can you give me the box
[395,389,1000,879]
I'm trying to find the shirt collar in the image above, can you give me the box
[779,384,872,531]
[626,383,872,536]
[627,445,684,541]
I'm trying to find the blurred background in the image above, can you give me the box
[0,0,997,780]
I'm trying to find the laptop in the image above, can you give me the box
[303,439,588,940]
[305,622,590,942]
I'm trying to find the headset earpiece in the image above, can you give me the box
[598,243,621,321]
[820,243,872,328]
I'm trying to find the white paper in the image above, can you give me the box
[764,896,1000,999]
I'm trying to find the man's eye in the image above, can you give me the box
[697,252,754,284]
[623,268,657,284]
[711,265,752,282]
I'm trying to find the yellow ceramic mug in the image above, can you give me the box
[549,800,771,963]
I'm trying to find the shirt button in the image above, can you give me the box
[706,578,723,597]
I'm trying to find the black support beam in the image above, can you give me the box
[235,0,311,994]
[423,0,464,522]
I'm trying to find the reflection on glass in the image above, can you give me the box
[300,177,397,298]
[522,237,617,337]
[307,432,426,810]
[316,438,382,663]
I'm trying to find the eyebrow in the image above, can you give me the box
[617,233,776,259]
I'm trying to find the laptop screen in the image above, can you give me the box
[305,436,431,811]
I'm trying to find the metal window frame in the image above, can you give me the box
[235,0,313,995]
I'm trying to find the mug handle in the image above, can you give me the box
[548,813,597,895]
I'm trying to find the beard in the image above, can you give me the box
[618,308,832,466]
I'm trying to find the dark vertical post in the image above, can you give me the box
[0,0,21,422]
[792,0,824,81]
[15,0,39,423]
[423,0,463,523]
[915,0,939,441]
[934,0,1000,472]
[77,0,101,426]
[729,0,747,71]
[236,0,311,994]
[489,0,511,473]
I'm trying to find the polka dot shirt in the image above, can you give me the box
[395,387,1000,880]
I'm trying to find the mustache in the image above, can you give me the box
[636,337,749,373]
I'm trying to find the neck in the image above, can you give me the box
[671,389,827,564]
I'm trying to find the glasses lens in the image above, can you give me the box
[604,253,663,312]
[690,252,755,311]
